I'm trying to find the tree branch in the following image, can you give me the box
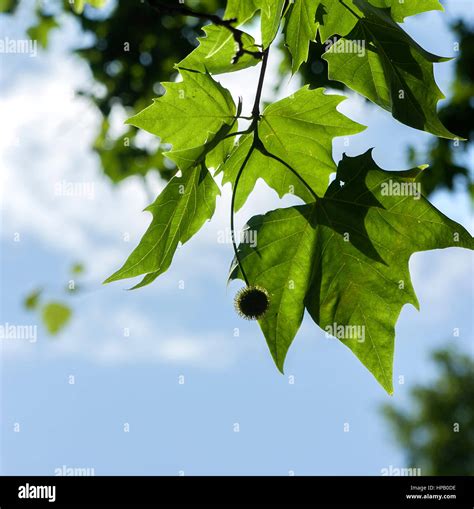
[251,48,270,118]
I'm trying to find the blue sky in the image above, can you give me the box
[0,0,473,475]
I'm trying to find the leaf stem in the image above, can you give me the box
[230,146,255,286]
[230,48,270,287]
[250,48,320,203]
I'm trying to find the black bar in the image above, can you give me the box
[0,476,472,507]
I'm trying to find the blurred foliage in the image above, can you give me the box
[42,302,72,335]
[73,0,225,183]
[382,348,474,475]
[23,262,87,336]
[72,0,107,15]
[24,288,43,310]
[2,0,225,184]
[408,20,474,198]
[70,262,85,275]
[1,0,472,194]
[26,11,59,48]
[0,0,17,13]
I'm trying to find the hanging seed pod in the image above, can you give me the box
[234,285,270,320]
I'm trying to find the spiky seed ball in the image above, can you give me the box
[234,286,270,320]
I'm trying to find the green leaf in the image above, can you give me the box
[323,1,457,139]
[261,0,286,48]
[105,164,220,288]
[126,70,236,153]
[368,0,443,22]
[313,1,455,137]
[42,302,72,335]
[219,134,315,210]
[284,0,319,74]
[315,0,358,42]
[230,206,316,370]
[71,263,85,275]
[224,0,261,25]
[218,87,365,209]
[315,0,444,41]
[231,151,473,392]
[176,25,261,75]
[24,288,42,311]
[258,87,365,196]
[109,71,238,288]
[224,0,285,49]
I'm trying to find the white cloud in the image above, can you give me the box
[1,305,251,369]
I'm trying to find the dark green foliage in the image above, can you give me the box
[382,348,474,474]
[409,21,474,197]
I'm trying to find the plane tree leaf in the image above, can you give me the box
[224,0,261,25]
[224,0,285,49]
[126,70,236,153]
[322,0,457,139]
[106,70,237,288]
[176,25,261,75]
[368,0,443,23]
[315,0,358,42]
[315,0,444,41]
[217,86,365,210]
[284,0,319,73]
[230,206,316,370]
[105,163,220,288]
[105,122,236,289]
[231,151,473,392]
[261,0,286,48]
[217,134,314,211]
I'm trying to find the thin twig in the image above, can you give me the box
[251,48,270,118]
[146,0,263,63]
[230,146,255,286]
